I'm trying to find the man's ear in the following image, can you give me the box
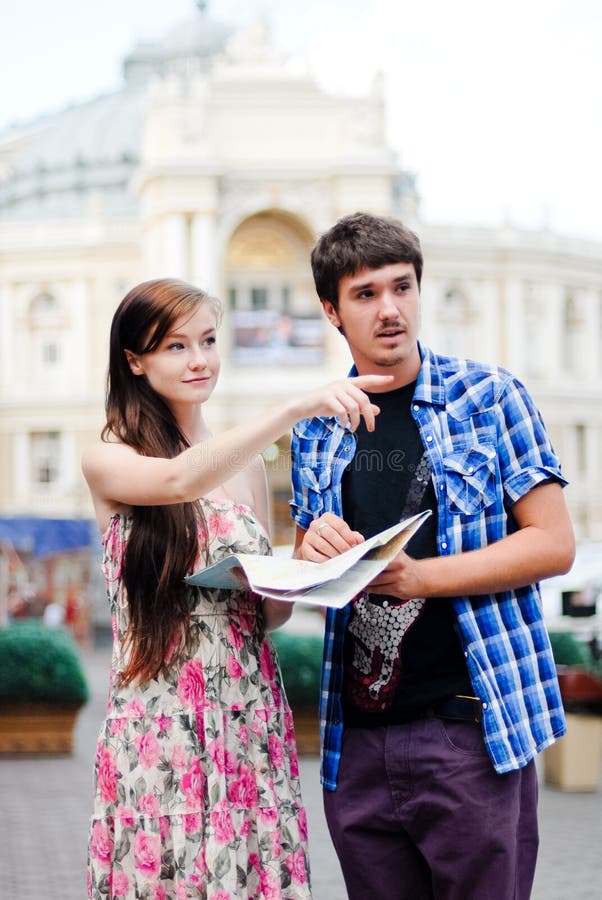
[124,349,145,375]
[321,300,342,329]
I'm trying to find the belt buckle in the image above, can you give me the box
[455,694,483,724]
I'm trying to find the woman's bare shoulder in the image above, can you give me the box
[82,437,136,529]
[81,436,138,476]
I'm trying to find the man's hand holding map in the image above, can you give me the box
[186,509,432,609]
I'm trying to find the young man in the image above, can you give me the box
[290,213,575,900]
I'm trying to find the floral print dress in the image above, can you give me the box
[88,498,312,900]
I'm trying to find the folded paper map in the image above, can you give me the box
[186,509,432,609]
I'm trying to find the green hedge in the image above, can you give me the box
[549,630,601,674]
[271,631,323,709]
[0,620,89,706]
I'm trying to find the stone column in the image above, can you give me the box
[13,432,29,505]
[163,213,188,279]
[501,278,524,375]
[142,220,164,280]
[475,281,500,367]
[537,284,564,387]
[0,284,13,397]
[581,289,599,381]
[67,280,89,397]
[190,212,218,294]
[418,281,438,347]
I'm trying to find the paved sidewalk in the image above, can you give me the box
[0,644,600,899]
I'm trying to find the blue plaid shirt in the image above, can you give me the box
[290,344,568,788]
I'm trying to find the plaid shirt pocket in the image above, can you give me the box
[443,444,498,515]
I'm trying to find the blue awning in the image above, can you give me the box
[0,517,95,557]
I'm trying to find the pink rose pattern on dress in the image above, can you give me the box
[112,870,129,897]
[259,642,276,681]
[116,805,135,827]
[176,659,206,708]
[89,821,113,867]
[139,793,160,818]
[226,654,244,679]
[89,498,311,898]
[134,831,161,877]
[134,729,162,769]
[96,748,118,803]
[181,757,205,809]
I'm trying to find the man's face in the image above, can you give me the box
[322,262,421,385]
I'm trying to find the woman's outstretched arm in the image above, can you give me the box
[82,374,392,510]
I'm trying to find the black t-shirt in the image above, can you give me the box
[341,383,472,726]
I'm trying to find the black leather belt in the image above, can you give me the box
[345,694,484,729]
[430,694,483,724]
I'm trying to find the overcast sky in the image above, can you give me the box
[1,0,601,240]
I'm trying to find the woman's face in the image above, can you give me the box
[126,302,220,413]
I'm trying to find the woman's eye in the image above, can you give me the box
[167,342,185,351]
[203,336,217,347]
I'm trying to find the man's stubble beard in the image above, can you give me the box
[375,355,407,368]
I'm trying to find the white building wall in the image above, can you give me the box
[581,288,599,381]
[538,283,564,386]
[0,284,12,397]
[501,279,524,376]
[475,281,500,365]
[0,22,601,542]
[191,212,218,293]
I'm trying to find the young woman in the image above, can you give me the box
[82,278,389,899]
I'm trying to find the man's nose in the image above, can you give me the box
[377,291,399,318]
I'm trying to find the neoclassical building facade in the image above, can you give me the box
[1,10,601,545]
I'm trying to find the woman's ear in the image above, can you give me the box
[124,349,145,375]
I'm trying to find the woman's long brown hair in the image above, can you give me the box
[103,279,222,685]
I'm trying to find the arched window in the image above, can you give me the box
[30,431,61,486]
[27,289,66,378]
[225,210,323,365]
[29,291,58,317]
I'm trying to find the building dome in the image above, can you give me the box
[0,8,233,220]
[0,88,145,219]
[122,10,233,86]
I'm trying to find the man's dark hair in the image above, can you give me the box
[311,212,423,309]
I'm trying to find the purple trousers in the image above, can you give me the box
[323,718,539,900]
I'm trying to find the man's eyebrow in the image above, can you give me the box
[349,273,413,293]
[349,279,375,293]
